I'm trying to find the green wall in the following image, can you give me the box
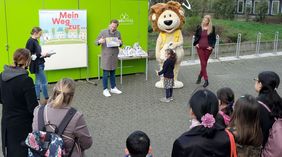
[0,0,9,72]
[0,0,148,82]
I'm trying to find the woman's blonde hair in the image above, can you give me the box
[49,78,75,108]
[201,15,213,35]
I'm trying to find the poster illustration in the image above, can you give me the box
[39,10,87,70]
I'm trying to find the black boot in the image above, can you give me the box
[203,80,209,88]
[196,75,202,84]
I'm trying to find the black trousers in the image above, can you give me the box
[166,88,173,98]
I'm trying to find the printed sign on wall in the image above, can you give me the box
[39,10,87,70]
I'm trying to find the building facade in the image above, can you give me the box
[237,0,282,15]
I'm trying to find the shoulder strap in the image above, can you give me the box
[257,101,271,112]
[225,129,237,157]
[57,107,77,136]
[38,105,46,131]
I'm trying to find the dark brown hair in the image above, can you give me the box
[30,27,42,35]
[110,19,119,26]
[13,48,31,67]
[165,49,177,63]
[229,95,263,146]
[217,87,234,116]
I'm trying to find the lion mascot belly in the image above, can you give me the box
[149,1,185,88]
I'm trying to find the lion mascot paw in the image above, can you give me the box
[149,1,185,88]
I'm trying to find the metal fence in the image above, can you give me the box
[187,31,281,61]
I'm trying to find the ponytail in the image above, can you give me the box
[189,89,219,138]
[271,90,282,118]
[52,91,65,108]
[49,78,75,108]
[257,71,280,110]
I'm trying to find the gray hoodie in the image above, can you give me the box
[1,65,28,82]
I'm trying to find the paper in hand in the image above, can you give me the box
[106,37,120,47]
[40,50,56,58]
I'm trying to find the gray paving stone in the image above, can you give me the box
[0,55,282,157]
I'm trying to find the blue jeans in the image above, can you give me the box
[103,70,116,90]
[35,64,49,100]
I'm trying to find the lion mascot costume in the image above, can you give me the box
[149,1,185,88]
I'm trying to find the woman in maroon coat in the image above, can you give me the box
[193,15,216,88]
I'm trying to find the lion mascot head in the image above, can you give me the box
[149,1,185,34]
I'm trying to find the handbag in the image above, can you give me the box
[225,129,237,157]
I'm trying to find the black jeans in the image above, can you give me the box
[166,88,173,98]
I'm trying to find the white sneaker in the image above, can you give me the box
[103,89,111,97]
[110,87,122,94]
[159,97,171,103]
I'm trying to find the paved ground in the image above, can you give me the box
[1,54,282,157]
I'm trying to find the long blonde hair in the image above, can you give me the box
[49,78,75,108]
[201,15,213,35]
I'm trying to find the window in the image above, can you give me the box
[237,0,244,13]
[245,0,253,14]
[253,1,259,14]
[272,1,280,15]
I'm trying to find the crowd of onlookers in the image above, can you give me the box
[1,48,282,157]
[2,13,282,156]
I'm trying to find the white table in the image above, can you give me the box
[97,54,148,84]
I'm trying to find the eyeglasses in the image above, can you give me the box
[253,78,259,82]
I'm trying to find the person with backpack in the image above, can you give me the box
[31,78,92,157]
[254,71,281,147]
[171,89,232,157]
[261,107,282,157]
[0,48,39,157]
[228,95,263,157]
[258,72,282,157]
